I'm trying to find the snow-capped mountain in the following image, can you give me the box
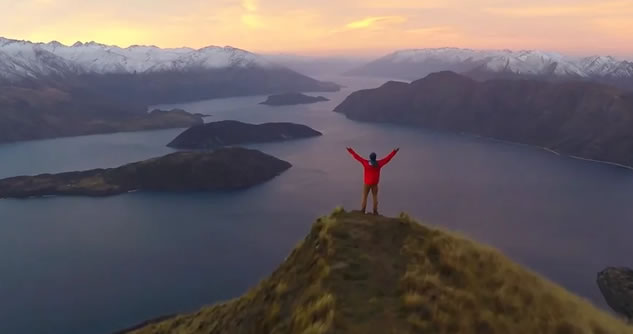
[579,55,633,78]
[0,37,275,82]
[348,48,633,88]
[0,37,340,143]
[0,36,339,105]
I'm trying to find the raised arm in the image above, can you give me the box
[346,147,365,164]
[378,148,399,167]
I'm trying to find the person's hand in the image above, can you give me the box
[394,147,400,153]
[346,147,353,151]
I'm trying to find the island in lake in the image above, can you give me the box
[0,148,291,198]
[260,92,330,106]
[150,108,211,119]
[335,71,633,167]
[167,120,322,149]
[110,108,204,132]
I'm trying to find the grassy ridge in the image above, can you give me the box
[125,209,632,334]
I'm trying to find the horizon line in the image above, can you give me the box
[1,35,631,61]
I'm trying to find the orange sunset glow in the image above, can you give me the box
[2,0,633,57]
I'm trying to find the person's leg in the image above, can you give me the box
[361,184,370,213]
[371,184,379,215]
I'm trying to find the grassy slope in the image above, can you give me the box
[125,210,632,334]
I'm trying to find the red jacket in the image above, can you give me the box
[347,148,398,185]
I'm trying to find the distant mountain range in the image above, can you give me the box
[0,37,339,143]
[347,48,633,90]
[335,71,633,167]
[0,37,319,83]
[0,37,339,101]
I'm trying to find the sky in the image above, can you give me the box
[2,0,633,58]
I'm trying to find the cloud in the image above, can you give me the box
[359,0,450,9]
[485,1,633,17]
[2,0,633,57]
[592,17,633,39]
[241,14,263,28]
[31,0,57,5]
[345,16,406,29]
[242,0,257,12]
[406,25,459,35]
[27,21,150,47]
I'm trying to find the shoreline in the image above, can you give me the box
[376,120,633,172]
[340,115,633,172]
[485,136,633,171]
[568,155,633,171]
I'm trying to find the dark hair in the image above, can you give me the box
[369,152,378,166]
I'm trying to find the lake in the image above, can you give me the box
[1,76,633,334]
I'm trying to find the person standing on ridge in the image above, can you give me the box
[346,147,399,215]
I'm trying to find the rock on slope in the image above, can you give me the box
[121,210,632,334]
[167,120,323,149]
[598,267,633,321]
[335,71,633,167]
[0,148,291,198]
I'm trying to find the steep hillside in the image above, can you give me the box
[121,210,632,334]
[0,86,203,143]
[335,71,633,167]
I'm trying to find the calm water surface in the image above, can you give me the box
[1,76,633,334]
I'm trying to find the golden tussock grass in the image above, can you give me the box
[398,213,630,334]
[125,209,632,334]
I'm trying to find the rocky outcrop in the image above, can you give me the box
[167,120,322,149]
[598,267,633,321]
[335,71,633,167]
[0,148,291,198]
[260,93,329,106]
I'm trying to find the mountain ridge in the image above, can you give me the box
[0,37,340,143]
[348,47,633,89]
[335,71,633,167]
[0,36,341,102]
[119,209,633,334]
[0,36,277,82]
